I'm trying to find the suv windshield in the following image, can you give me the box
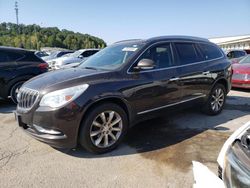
[80,42,144,70]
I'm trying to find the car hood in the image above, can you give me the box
[56,56,81,64]
[23,68,108,92]
[232,64,250,74]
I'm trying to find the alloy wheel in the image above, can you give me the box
[90,111,123,148]
[211,88,224,112]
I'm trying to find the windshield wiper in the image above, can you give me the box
[83,66,99,70]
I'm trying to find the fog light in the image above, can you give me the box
[33,124,61,135]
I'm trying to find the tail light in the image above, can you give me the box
[38,63,48,69]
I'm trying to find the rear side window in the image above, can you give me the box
[234,51,246,58]
[174,42,202,65]
[0,50,24,62]
[137,43,173,69]
[7,51,24,61]
[23,52,43,62]
[198,43,222,60]
[0,51,9,62]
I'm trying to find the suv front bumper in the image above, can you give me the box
[15,103,83,148]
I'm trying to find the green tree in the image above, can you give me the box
[0,22,107,50]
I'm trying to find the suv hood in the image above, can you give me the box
[23,68,107,91]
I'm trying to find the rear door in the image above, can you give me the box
[128,42,182,114]
[0,50,23,96]
[173,42,209,101]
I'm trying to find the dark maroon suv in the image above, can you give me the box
[16,36,232,153]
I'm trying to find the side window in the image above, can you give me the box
[0,51,9,62]
[227,51,233,59]
[137,43,173,69]
[239,51,246,57]
[198,43,222,60]
[82,51,90,57]
[7,52,24,61]
[82,51,97,57]
[174,42,202,65]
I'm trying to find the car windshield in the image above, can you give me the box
[239,55,250,64]
[79,42,144,70]
[70,50,84,58]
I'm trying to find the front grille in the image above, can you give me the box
[17,87,39,110]
[232,73,247,80]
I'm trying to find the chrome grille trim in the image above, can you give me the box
[17,87,39,110]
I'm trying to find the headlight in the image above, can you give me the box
[40,84,89,108]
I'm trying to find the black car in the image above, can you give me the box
[16,36,232,153]
[0,46,48,103]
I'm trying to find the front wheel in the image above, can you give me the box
[202,84,226,115]
[79,103,128,154]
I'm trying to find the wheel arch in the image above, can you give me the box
[4,75,34,98]
[77,96,132,141]
[213,78,229,93]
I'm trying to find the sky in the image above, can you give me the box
[0,0,250,44]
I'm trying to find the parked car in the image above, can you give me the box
[60,61,84,69]
[193,121,250,188]
[217,121,250,187]
[49,49,99,70]
[35,51,49,58]
[42,50,74,62]
[0,46,48,103]
[226,50,247,64]
[15,36,232,153]
[232,55,250,89]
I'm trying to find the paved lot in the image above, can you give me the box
[0,89,249,188]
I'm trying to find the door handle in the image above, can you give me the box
[202,71,210,75]
[169,77,180,81]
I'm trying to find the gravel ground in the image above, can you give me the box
[0,88,249,188]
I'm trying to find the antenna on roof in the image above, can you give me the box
[14,1,19,25]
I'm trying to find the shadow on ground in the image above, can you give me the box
[0,99,16,113]
[61,92,250,159]
[61,103,248,159]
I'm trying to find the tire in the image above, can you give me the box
[10,81,24,104]
[202,83,226,115]
[79,103,128,154]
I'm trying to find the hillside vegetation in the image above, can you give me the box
[0,22,106,50]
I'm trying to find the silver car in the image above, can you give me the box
[48,49,99,70]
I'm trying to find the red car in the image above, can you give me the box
[232,55,250,89]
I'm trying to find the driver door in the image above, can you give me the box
[128,42,182,114]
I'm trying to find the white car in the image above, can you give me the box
[193,121,250,188]
[48,49,99,70]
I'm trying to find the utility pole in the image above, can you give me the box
[15,1,19,25]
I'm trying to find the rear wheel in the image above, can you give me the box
[202,84,226,115]
[10,81,24,104]
[79,103,128,154]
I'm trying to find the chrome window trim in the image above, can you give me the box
[127,40,224,74]
[137,94,206,115]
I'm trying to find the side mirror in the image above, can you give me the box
[79,55,83,59]
[134,59,155,71]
